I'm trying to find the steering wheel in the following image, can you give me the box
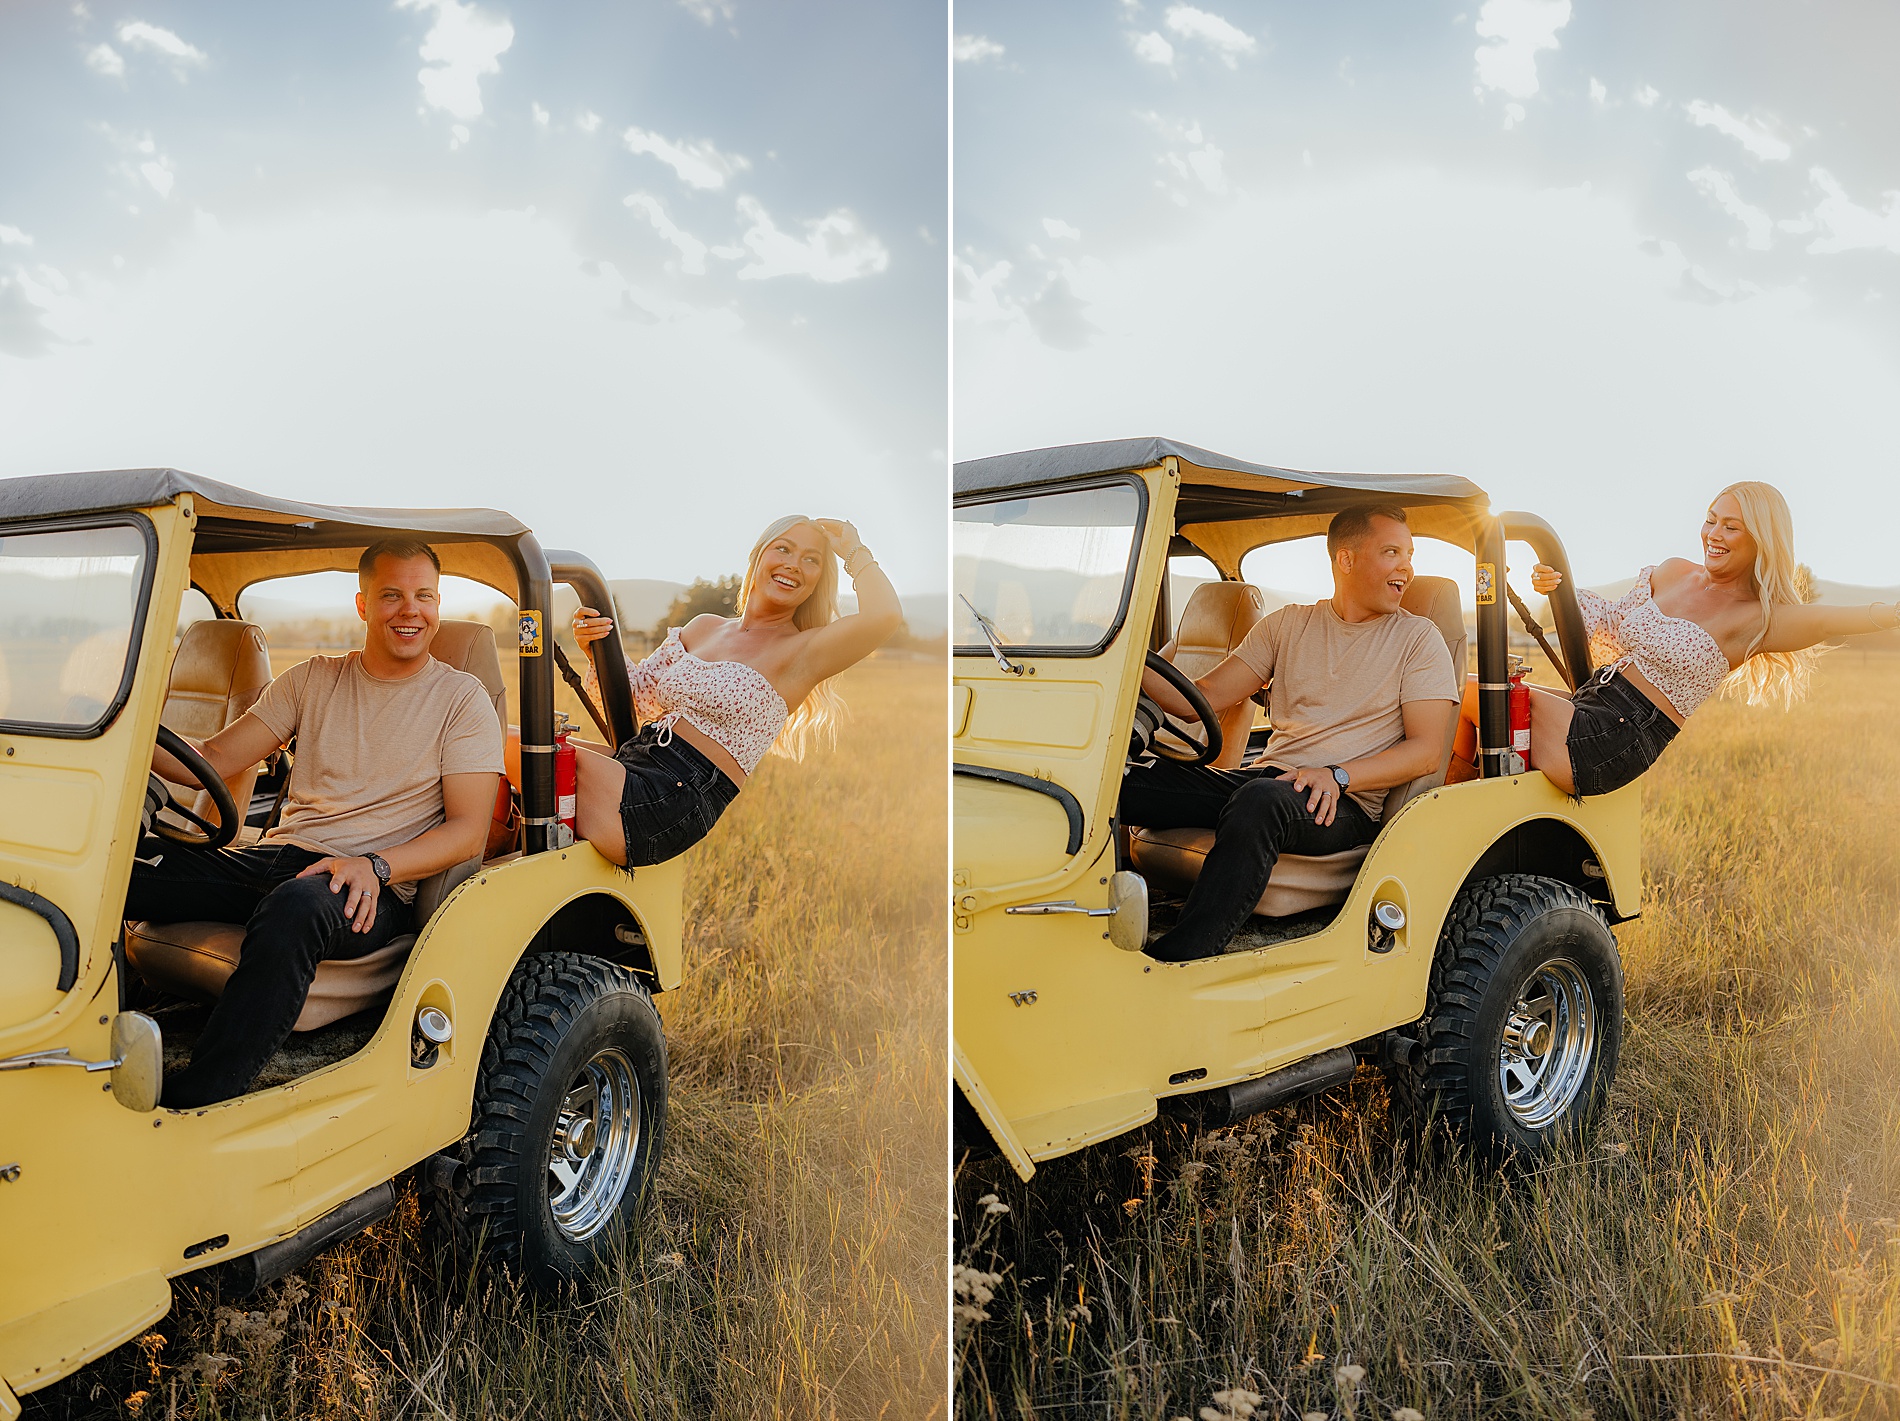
[151,724,241,850]
[1139,651,1223,768]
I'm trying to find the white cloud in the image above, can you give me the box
[1588,76,1606,105]
[531,101,549,125]
[576,110,602,134]
[1802,168,1900,255]
[1682,100,1791,162]
[1043,218,1082,241]
[1472,0,1570,100]
[623,127,749,191]
[1136,111,1204,145]
[449,123,470,149]
[625,192,708,275]
[727,197,888,283]
[1634,84,1660,107]
[954,34,1004,63]
[1163,6,1257,66]
[679,0,735,24]
[1167,143,1228,194]
[395,0,514,123]
[0,225,32,246]
[955,256,1020,328]
[1131,31,1174,66]
[117,21,206,66]
[139,158,174,199]
[1688,167,1773,251]
[85,43,125,77]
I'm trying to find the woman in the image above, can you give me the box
[567,515,901,865]
[1466,482,1898,797]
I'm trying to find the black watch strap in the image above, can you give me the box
[366,852,391,886]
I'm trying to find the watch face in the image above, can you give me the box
[1332,767,1350,789]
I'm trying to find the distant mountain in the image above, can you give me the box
[603,578,688,632]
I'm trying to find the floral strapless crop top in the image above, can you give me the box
[594,628,788,774]
[1578,566,1733,717]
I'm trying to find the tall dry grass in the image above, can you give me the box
[29,656,947,1421]
[956,655,1900,1420]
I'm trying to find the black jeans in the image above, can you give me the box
[125,839,414,1107]
[1564,667,1680,797]
[1120,761,1379,961]
[613,726,740,867]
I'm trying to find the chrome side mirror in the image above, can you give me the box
[1106,871,1149,953]
[110,1012,163,1113]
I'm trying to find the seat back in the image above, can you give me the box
[1381,575,1466,816]
[430,619,507,729]
[1167,581,1265,769]
[160,620,273,829]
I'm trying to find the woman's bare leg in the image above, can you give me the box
[573,744,629,866]
[1460,675,1578,795]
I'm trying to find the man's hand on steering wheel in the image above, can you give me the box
[1137,652,1224,767]
[151,724,242,850]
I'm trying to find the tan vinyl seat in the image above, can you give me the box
[1129,576,1467,918]
[126,621,507,1033]
[1164,581,1266,770]
[157,619,275,830]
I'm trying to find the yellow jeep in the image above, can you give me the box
[0,469,677,1415]
[953,439,1639,1179]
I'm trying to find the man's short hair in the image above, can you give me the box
[357,538,442,587]
[1326,504,1409,558]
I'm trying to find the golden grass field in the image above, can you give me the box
[956,653,1900,1420]
[28,655,947,1421]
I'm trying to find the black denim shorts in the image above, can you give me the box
[613,725,740,866]
[1565,667,1680,797]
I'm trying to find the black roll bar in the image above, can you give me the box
[1497,511,1595,692]
[1474,515,1511,778]
[546,549,639,748]
[509,532,557,854]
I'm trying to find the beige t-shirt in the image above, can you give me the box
[249,653,505,901]
[1232,600,1459,820]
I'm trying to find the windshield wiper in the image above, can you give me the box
[958,594,1025,676]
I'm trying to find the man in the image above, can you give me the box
[132,539,504,1106]
[1121,505,1459,962]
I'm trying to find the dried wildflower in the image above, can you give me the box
[1701,1290,1742,1305]
[953,1264,1005,1335]
[1123,1197,1144,1217]
[1392,1409,1425,1421]
[1335,1364,1366,1387]
[1303,1412,1328,1421]
[1199,1387,1262,1420]
[1603,1142,1629,1156]
[124,1391,150,1416]
[656,1251,687,1270]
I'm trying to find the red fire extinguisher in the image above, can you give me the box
[554,711,578,846]
[1507,655,1532,774]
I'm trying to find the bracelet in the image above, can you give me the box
[844,545,876,578]
[1877,601,1900,631]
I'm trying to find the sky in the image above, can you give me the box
[953,0,1900,597]
[0,0,946,595]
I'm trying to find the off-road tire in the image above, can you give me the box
[448,951,666,1283]
[1391,874,1622,1161]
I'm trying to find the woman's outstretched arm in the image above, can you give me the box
[793,519,904,682]
[1755,598,1900,653]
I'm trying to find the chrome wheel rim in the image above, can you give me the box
[546,1046,641,1242]
[1498,957,1597,1130]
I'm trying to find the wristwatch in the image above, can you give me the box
[365,852,392,886]
[1327,765,1351,792]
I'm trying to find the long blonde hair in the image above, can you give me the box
[739,515,844,760]
[1718,481,1821,708]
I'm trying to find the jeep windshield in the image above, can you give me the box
[954,481,1144,656]
[0,521,154,734]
